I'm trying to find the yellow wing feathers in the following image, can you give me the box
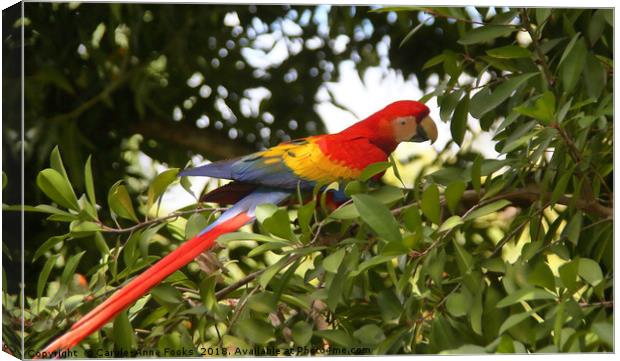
[258,138,363,183]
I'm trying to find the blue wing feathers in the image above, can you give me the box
[181,153,315,189]
[179,158,238,178]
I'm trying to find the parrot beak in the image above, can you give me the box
[411,116,438,144]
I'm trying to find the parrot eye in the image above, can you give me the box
[399,119,407,126]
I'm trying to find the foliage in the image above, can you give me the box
[2,5,614,357]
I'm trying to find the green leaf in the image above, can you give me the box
[591,321,613,348]
[402,206,422,232]
[247,292,276,313]
[184,213,208,239]
[33,234,69,261]
[150,284,182,305]
[551,170,573,206]
[36,168,80,210]
[199,276,217,311]
[453,239,473,275]
[314,329,354,347]
[297,199,316,238]
[486,45,531,59]
[535,8,551,25]
[557,33,580,67]
[360,162,391,181]
[353,324,386,345]
[463,200,511,221]
[146,168,179,212]
[351,254,397,277]
[94,231,110,255]
[514,91,556,125]
[37,254,60,302]
[217,231,281,245]
[562,212,582,246]
[255,203,278,223]
[498,308,543,334]
[446,291,471,317]
[113,310,135,351]
[237,319,274,344]
[108,181,138,222]
[441,345,487,355]
[329,203,358,220]
[560,37,587,92]
[262,208,294,240]
[179,176,194,198]
[352,194,401,242]
[527,260,556,290]
[439,89,463,122]
[377,290,402,322]
[584,53,606,99]
[587,9,607,46]
[421,184,440,224]
[69,220,102,238]
[450,94,469,146]
[445,180,466,214]
[458,25,516,45]
[553,302,565,348]
[292,321,313,346]
[60,251,86,285]
[469,73,537,118]
[577,258,603,286]
[258,256,289,289]
[50,145,70,181]
[559,259,580,292]
[399,18,428,48]
[422,53,445,70]
[481,257,506,273]
[471,156,481,194]
[84,155,96,206]
[323,248,346,273]
[438,215,463,233]
[248,242,289,257]
[470,289,483,335]
[496,287,556,308]
[344,180,364,197]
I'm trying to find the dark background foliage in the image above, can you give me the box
[2,3,613,356]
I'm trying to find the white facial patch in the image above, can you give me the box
[392,116,418,142]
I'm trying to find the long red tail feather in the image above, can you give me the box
[39,212,251,357]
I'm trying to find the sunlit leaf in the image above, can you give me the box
[146,168,179,212]
[496,287,556,308]
[463,200,511,221]
[108,181,138,222]
[36,168,80,211]
[458,25,516,45]
[323,248,346,273]
[469,73,537,118]
[352,194,401,242]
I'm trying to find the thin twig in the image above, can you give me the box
[423,7,524,29]
[215,254,301,301]
[521,8,555,87]
[97,206,225,234]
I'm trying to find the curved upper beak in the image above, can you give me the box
[411,116,438,144]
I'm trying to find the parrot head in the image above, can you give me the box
[383,100,438,144]
[338,100,438,153]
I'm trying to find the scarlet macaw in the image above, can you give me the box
[41,100,437,355]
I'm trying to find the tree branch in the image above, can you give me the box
[457,185,613,218]
[394,184,613,218]
[131,119,256,161]
[49,68,137,123]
